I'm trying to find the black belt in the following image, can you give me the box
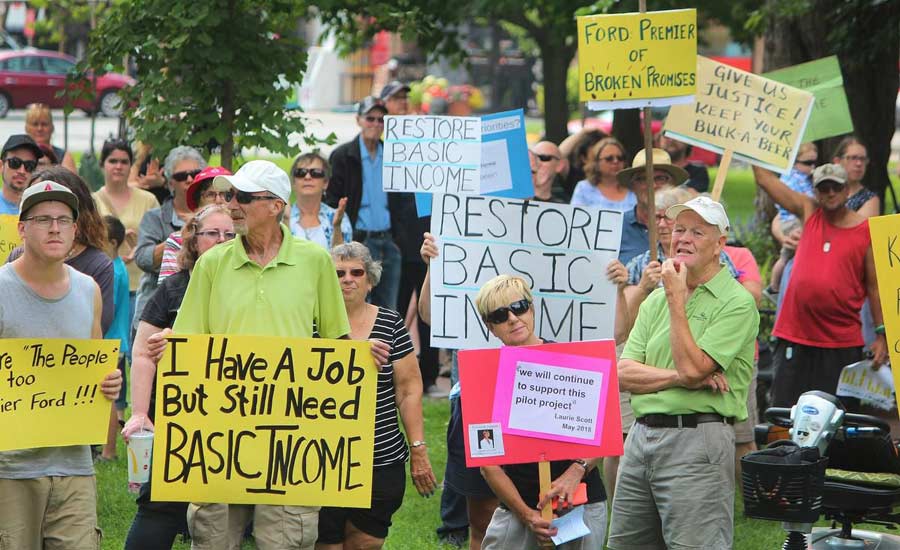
[636,413,734,428]
[354,229,391,240]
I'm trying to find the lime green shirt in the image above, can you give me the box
[621,266,759,420]
[173,224,350,339]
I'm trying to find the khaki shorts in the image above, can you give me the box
[0,475,101,550]
[187,503,318,550]
[482,501,607,550]
[608,421,735,549]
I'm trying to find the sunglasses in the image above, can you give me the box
[484,299,531,325]
[294,168,326,179]
[365,116,385,124]
[795,159,817,167]
[599,155,625,163]
[6,157,37,171]
[336,268,366,278]
[172,169,202,182]
[816,181,846,194]
[195,229,236,240]
[224,189,280,204]
[534,153,559,162]
[633,174,673,185]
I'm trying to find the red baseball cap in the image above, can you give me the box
[186,166,232,211]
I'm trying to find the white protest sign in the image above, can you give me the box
[383,115,481,194]
[508,361,603,441]
[429,194,622,349]
[479,140,513,195]
[836,360,895,411]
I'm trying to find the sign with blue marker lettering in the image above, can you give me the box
[429,194,623,349]
[383,115,481,194]
[416,109,533,217]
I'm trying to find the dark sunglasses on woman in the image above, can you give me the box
[294,168,326,179]
[171,169,203,182]
[484,299,531,324]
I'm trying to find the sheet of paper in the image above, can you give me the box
[479,139,513,194]
[551,505,591,545]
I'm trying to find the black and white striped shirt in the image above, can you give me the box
[370,307,414,467]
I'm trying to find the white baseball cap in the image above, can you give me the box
[665,196,730,235]
[212,160,290,203]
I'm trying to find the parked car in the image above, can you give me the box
[0,48,135,117]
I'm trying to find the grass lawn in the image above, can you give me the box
[97,398,859,549]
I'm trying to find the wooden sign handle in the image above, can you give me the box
[710,149,734,202]
[539,460,554,548]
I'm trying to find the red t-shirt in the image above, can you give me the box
[773,209,869,347]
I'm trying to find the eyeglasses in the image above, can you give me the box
[795,159,817,167]
[843,155,869,164]
[224,189,280,204]
[200,190,229,201]
[23,214,74,228]
[336,268,366,278]
[172,169,202,182]
[365,116,385,124]
[195,229,236,240]
[599,155,625,163]
[484,299,531,324]
[294,168,326,179]
[534,153,559,162]
[6,157,37,172]
[816,181,846,194]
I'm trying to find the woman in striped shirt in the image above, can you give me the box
[317,241,437,549]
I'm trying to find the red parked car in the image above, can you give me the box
[0,48,134,118]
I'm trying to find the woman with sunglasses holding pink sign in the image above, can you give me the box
[288,151,352,249]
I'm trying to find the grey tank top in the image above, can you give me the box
[0,262,97,478]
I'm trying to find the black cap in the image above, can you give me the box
[2,134,43,159]
[357,96,387,116]
[380,80,411,100]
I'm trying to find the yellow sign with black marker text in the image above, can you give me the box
[0,338,118,451]
[151,334,378,507]
[577,9,697,108]
[0,214,21,261]
[868,214,900,404]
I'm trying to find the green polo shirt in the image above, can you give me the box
[173,224,350,339]
[621,266,758,421]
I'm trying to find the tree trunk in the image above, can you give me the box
[540,41,574,143]
[612,109,642,161]
[221,80,235,170]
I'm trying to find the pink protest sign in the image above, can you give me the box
[491,347,612,446]
[460,340,622,467]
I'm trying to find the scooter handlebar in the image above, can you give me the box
[763,407,892,436]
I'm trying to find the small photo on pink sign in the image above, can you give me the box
[490,346,612,446]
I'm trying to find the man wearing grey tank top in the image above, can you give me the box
[0,181,122,549]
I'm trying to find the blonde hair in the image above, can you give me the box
[583,137,626,185]
[474,275,533,321]
[25,103,53,129]
[177,204,232,271]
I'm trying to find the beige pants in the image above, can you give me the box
[0,476,101,550]
[608,421,735,549]
[188,503,319,550]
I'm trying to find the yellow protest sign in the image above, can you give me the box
[665,56,815,174]
[577,9,697,109]
[869,214,900,396]
[0,214,21,261]
[0,338,118,452]
[151,334,378,507]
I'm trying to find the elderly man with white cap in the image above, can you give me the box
[607,196,759,550]
[145,160,388,549]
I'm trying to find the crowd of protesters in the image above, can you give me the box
[0,88,891,550]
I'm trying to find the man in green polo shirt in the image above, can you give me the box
[160,160,383,550]
[607,196,758,550]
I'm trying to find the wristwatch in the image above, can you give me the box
[572,458,589,477]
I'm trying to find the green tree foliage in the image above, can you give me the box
[83,0,318,169]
